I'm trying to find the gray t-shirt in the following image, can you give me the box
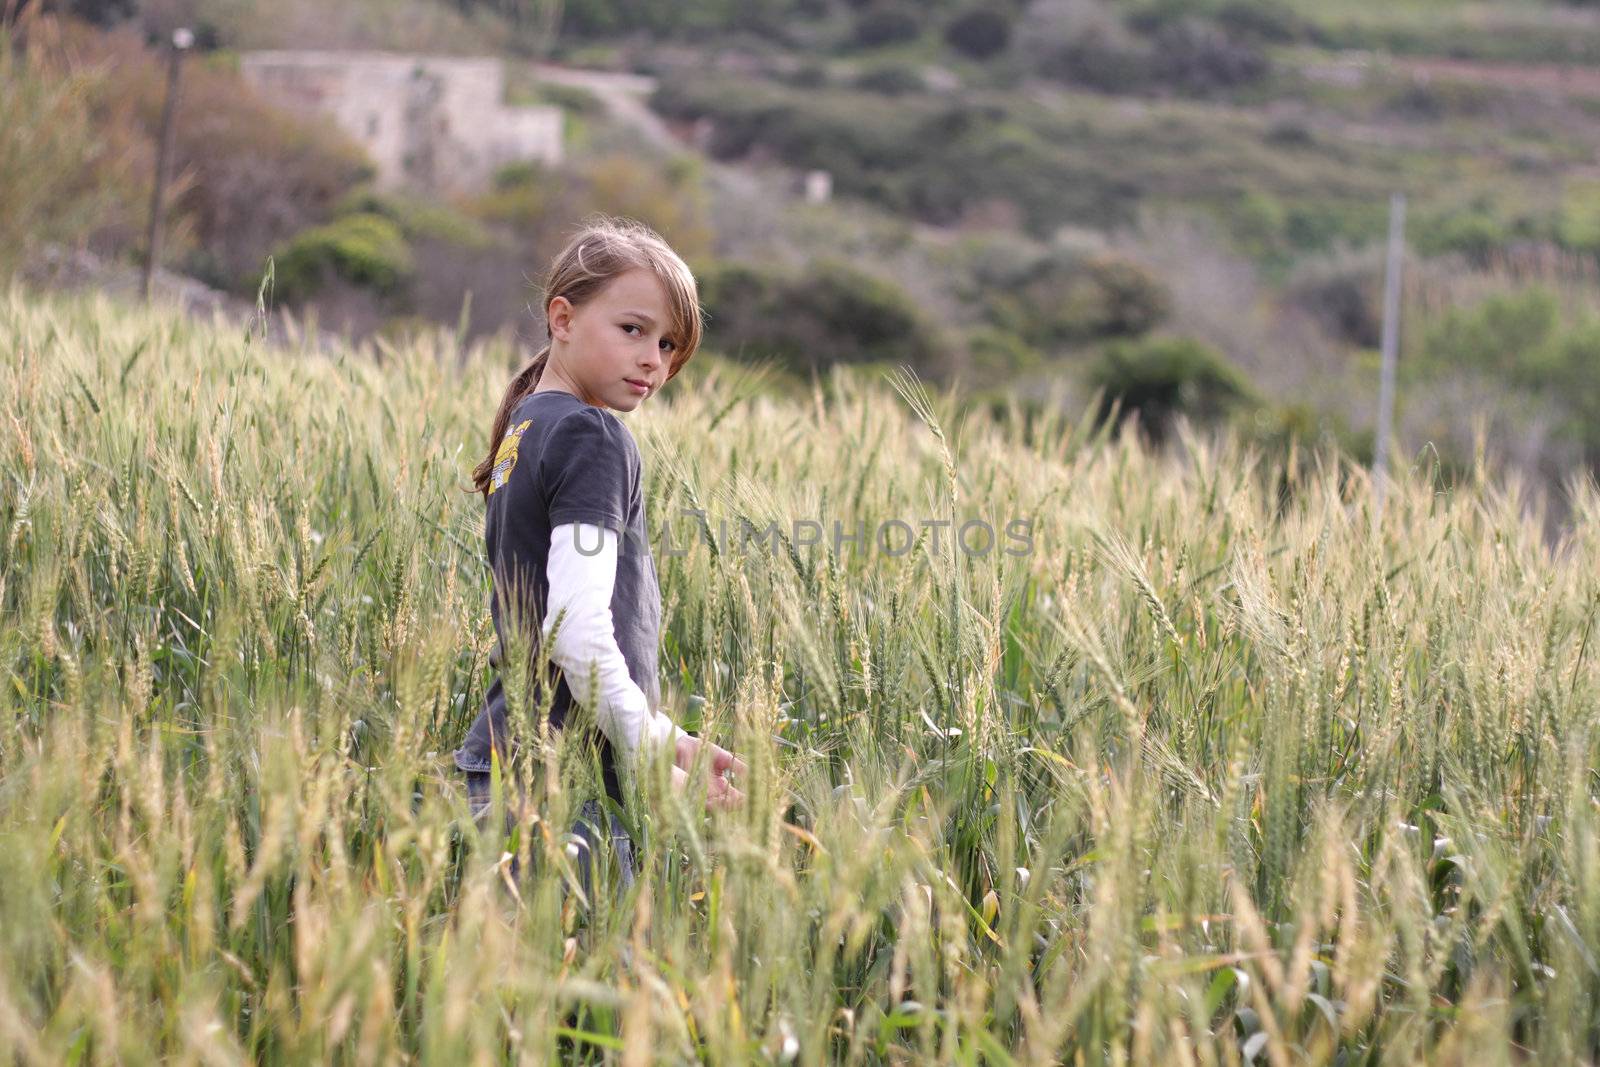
[453,388,662,797]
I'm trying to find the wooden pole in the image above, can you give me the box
[1374,191,1405,515]
[142,28,192,302]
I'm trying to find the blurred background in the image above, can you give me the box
[6,0,1600,525]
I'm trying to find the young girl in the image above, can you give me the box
[454,216,746,887]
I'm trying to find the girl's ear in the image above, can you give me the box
[548,295,574,342]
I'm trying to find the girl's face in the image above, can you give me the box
[544,267,679,412]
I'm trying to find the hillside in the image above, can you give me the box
[9,1,1600,517]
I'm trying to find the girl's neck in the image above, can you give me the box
[531,358,602,407]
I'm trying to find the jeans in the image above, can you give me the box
[464,768,638,899]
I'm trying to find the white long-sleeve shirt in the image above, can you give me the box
[543,521,687,768]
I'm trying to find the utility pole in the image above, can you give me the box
[1373,192,1406,516]
[142,26,193,302]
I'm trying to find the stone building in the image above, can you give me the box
[238,50,563,196]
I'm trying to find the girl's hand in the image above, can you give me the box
[671,733,748,811]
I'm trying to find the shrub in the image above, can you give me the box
[1286,264,1382,348]
[272,212,414,303]
[963,326,1041,380]
[1545,320,1600,463]
[1239,402,1375,491]
[335,189,495,249]
[1150,17,1270,95]
[700,258,946,374]
[1383,81,1492,121]
[1421,287,1560,382]
[1079,255,1171,337]
[474,152,712,270]
[783,60,831,88]
[0,25,126,279]
[853,4,919,48]
[1086,335,1256,443]
[943,8,1012,59]
[31,0,135,25]
[1213,1,1307,45]
[1414,208,1509,264]
[1037,25,1154,94]
[1557,178,1600,256]
[47,21,373,290]
[852,60,926,95]
[980,249,1169,348]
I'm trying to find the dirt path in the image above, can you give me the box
[1399,56,1600,98]
[1309,51,1600,99]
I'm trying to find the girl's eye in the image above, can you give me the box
[621,323,642,336]
[659,338,675,352]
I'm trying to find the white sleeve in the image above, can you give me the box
[543,521,687,767]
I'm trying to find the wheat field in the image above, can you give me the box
[1,287,1598,1065]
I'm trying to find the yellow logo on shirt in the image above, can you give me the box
[488,419,532,496]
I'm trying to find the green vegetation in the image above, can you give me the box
[943,8,1012,60]
[972,248,1171,348]
[272,212,416,303]
[3,289,1599,1062]
[1417,285,1600,464]
[1,19,373,291]
[699,258,946,372]
[649,68,1480,266]
[1087,334,1261,443]
[0,30,119,278]
[335,190,496,251]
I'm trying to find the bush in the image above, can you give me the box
[1383,81,1492,122]
[272,212,414,303]
[1079,255,1171,337]
[1286,264,1382,349]
[852,61,926,95]
[1545,320,1600,463]
[1150,17,1270,95]
[783,59,831,88]
[33,0,135,25]
[1415,289,1600,466]
[963,327,1042,380]
[1557,178,1600,256]
[1086,335,1257,443]
[335,189,494,249]
[1038,14,1269,96]
[1213,1,1307,45]
[1248,401,1366,457]
[1413,208,1509,264]
[48,21,373,290]
[475,152,712,269]
[0,26,125,279]
[700,258,946,374]
[1421,287,1560,382]
[853,4,920,48]
[979,249,1169,348]
[1037,25,1154,94]
[943,9,1011,59]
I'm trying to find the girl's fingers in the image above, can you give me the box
[705,774,746,811]
[675,735,750,781]
[711,745,749,779]
[666,754,747,811]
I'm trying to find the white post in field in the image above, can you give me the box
[1374,191,1406,516]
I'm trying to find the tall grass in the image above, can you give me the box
[2,285,1598,1064]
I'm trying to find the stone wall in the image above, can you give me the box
[238,50,563,195]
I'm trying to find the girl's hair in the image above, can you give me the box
[469,215,703,496]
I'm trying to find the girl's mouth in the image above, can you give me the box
[626,378,649,395]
